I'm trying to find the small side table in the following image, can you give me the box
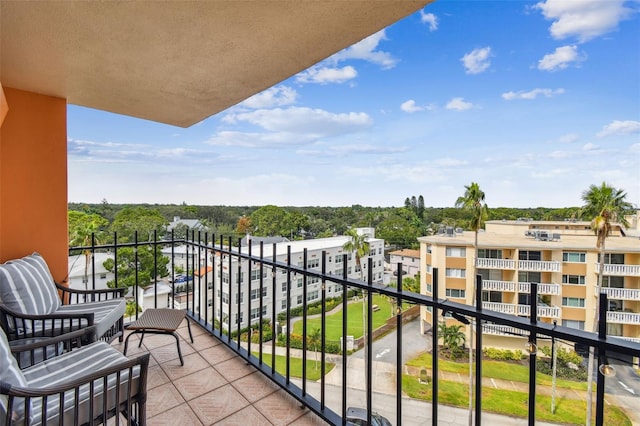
[123,308,194,366]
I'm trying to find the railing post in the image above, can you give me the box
[596,292,608,426]
[341,254,348,424]
[321,251,327,410]
[528,282,538,426]
[302,248,308,397]
[432,267,439,425]
[366,257,373,426]
[475,274,482,425]
[396,262,403,426]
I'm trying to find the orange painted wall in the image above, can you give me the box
[0,87,68,282]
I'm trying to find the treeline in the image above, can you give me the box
[69,200,580,249]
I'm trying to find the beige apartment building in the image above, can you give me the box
[419,218,640,351]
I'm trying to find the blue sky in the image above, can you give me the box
[68,0,640,209]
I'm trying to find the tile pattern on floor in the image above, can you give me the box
[111,319,330,425]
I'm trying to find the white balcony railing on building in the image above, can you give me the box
[482,324,526,337]
[476,258,516,270]
[483,280,516,292]
[518,282,561,295]
[595,264,640,276]
[607,311,640,325]
[517,260,561,272]
[517,304,561,318]
[482,302,516,315]
[599,287,640,301]
[612,336,640,344]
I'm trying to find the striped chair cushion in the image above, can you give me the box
[20,342,141,426]
[0,252,61,316]
[0,327,29,423]
[57,298,125,338]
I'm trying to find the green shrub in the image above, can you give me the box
[276,333,342,354]
[483,347,526,361]
[277,295,344,322]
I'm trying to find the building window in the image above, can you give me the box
[603,276,624,288]
[307,259,320,269]
[250,287,268,300]
[562,297,585,307]
[446,247,466,257]
[599,253,625,264]
[483,291,502,303]
[234,313,244,324]
[519,250,541,261]
[445,288,466,298]
[425,283,432,293]
[562,319,585,330]
[426,265,432,274]
[282,282,288,292]
[562,275,585,285]
[307,290,319,301]
[426,244,432,254]
[296,295,303,305]
[562,252,586,263]
[477,249,502,259]
[518,271,541,283]
[297,278,303,288]
[99,273,107,279]
[235,292,244,304]
[281,299,287,309]
[250,306,267,320]
[251,269,266,281]
[335,256,343,264]
[445,268,466,278]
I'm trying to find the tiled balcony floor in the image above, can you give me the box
[112,320,329,425]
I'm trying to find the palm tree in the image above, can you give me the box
[438,323,466,359]
[342,228,370,391]
[68,212,108,290]
[580,182,633,426]
[455,182,488,426]
[308,327,321,370]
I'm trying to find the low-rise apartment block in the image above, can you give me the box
[419,218,640,351]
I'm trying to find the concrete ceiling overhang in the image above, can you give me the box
[1,1,431,128]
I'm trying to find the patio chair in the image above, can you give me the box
[1,325,149,426]
[0,252,126,343]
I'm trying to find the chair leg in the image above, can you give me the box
[172,332,184,366]
[186,316,194,343]
[138,331,145,348]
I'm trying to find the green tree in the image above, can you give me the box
[103,246,169,291]
[308,327,321,370]
[110,207,168,242]
[250,205,292,237]
[125,299,142,319]
[455,182,488,424]
[438,323,466,359]
[580,182,633,426]
[376,207,422,249]
[68,211,109,289]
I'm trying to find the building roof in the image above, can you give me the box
[389,249,421,259]
[67,252,112,278]
[418,231,640,253]
[1,1,431,127]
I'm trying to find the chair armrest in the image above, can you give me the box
[9,326,98,368]
[1,352,150,398]
[56,282,125,303]
[0,304,94,340]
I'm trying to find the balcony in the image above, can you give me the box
[596,264,640,276]
[475,258,516,270]
[482,302,561,318]
[518,282,561,295]
[482,280,516,292]
[517,260,561,272]
[599,287,640,301]
[64,237,640,426]
[607,311,640,325]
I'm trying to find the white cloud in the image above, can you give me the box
[331,30,398,69]
[296,66,357,85]
[558,133,580,144]
[630,143,640,153]
[548,150,571,159]
[420,11,438,31]
[298,144,407,158]
[583,142,599,151]
[502,88,565,100]
[535,0,633,42]
[597,120,640,137]
[446,97,473,111]
[213,107,373,147]
[461,47,492,74]
[239,86,298,109]
[401,100,423,113]
[537,45,585,71]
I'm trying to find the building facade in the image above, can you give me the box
[419,219,640,350]
[389,249,421,278]
[201,228,385,331]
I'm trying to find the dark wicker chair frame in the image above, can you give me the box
[1,327,149,426]
[0,283,125,344]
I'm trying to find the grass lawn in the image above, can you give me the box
[406,352,588,391]
[292,294,395,340]
[402,375,631,425]
[252,352,335,381]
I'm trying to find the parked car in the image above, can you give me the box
[346,407,392,426]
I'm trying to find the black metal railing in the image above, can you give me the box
[69,232,640,426]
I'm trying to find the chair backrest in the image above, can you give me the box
[0,252,62,317]
[0,327,29,422]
